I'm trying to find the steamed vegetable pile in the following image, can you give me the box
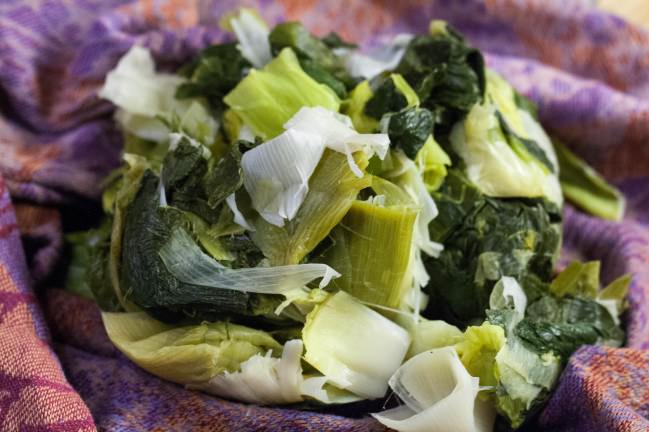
[66,10,630,432]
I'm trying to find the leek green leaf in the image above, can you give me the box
[395,23,485,131]
[102,311,280,384]
[456,323,506,387]
[383,107,435,159]
[224,48,340,139]
[65,218,120,311]
[341,80,379,133]
[597,274,631,324]
[415,135,451,192]
[554,138,626,221]
[549,260,600,299]
[425,169,561,325]
[175,43,250,114]
[364,73,419,119]
[321,199,417,308]
[268,22,355,94]
[494,338,561,428]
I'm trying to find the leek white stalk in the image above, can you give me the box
[99,46,216,143]
[189,339,304,404]
[302,291,410,399]
[230,8,272,69]
[285,106,390,177]
[241,128,325,226]
[372,347,496,432]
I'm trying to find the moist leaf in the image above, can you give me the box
[496,111,554,173]
[302,291,410,399]
[120,170,255,322]
[549,260,599,299]
[321,32,357,49]
[364,74,419,119]
[65,218,121,311]
[521,295,624,357]
[414,135,451,192]
[455,323,506,387]
[176,43,250,114]
[424,169,561,325]
[340,80,379,133]
[554,138,626,221]
[395,23,485,131]
[102,311,280,384]
[269,22,356,91]
[383,107,435,159]
[204,147,243,208]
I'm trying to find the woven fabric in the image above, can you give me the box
[1,1,648,431]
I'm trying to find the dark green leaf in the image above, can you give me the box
[298,59,348,98]
[423,169,561,325]
[518,295,624,358]
[364,78,409,119]
[321,32,357,49]
[161,139,216,223]
[385,107,434,159]
[269,22,356,91]
[395,28,485,132]
[549,260,599,299]
[175,43,250,114]
[65,218,121,311]
[120,170,254,323]
[514,320,599,359]
[204,147,243,208]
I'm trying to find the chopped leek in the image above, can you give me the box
[372,347,496,432]
[403,319,464,358]
[252,149,371,265]
[302,291,410,398]
[159,227,339,297]
[229,8,272,68]
[342,80,379,133]
[321,199,417,307]
[554,138,625,221]
[99,46,216,144]
[455,323,506,387]
[224,48,340,139]
[190,339,304,404]
[102,311,281,384]
[415,135,451,192]
[241,128,325,226]
[285,106,389,177]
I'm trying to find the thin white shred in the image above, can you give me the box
[225,193,255,232]
[339,34,413,80]
[159,228,340,295]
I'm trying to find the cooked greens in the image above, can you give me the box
[63,13,631,432]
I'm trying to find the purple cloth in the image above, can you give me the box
[1,0,649,431]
